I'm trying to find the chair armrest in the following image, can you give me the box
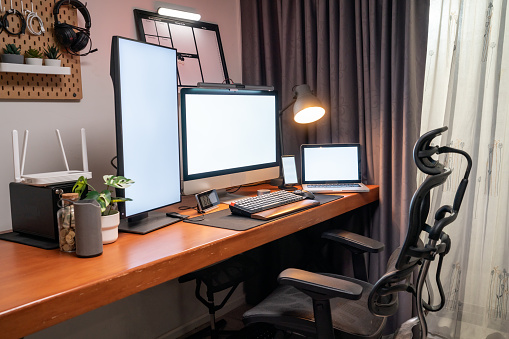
[322,229,384,253]
[278,268,363,300]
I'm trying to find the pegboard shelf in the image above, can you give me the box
[0,0,82,100]
[0,62,71,75]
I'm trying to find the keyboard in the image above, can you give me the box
[306,183,361,188]
[229,190,319,220]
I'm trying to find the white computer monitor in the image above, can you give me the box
[180,88,280,200]
[110,36,181,233]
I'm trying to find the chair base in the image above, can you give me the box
[226,323,278,339]
[184,321,278,339]
[184,319,228,338]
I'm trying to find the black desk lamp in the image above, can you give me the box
[274,84,325,188]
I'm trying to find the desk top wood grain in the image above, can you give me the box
[0,185,378,338]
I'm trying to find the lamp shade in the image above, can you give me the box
[292,84,325,124]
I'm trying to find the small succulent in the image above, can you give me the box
[25,48,43,59]
[43,44,62,59]
[2,44,21,55]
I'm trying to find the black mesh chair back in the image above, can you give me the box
[368,169,450,318]
[370,126,472,334]
[243,126,472,339]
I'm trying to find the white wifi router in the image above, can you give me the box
[12,128,92,186]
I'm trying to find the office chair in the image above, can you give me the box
[243,126,472,339]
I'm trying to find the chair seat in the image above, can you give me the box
[243,278,385,338]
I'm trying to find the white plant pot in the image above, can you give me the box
[101,211,120,244]
[25,58,43,65]
[44,59,61,67]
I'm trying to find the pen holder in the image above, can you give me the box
[74,199,103,258]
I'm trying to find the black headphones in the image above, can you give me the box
[53,0,97,55]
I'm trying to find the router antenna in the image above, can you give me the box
[81,128,89,172]
[55,129,70,171]
[12,130,22,182]
[20,130,29,176]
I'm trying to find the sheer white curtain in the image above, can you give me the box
[421,0,509,338]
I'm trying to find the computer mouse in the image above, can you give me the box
[293,190,315,200]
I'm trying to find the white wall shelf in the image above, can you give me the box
[0,62,71,75]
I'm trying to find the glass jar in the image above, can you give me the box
[57,192,80,252]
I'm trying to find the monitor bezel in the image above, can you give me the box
[300,143,362,184]
[180,88,280,183]
[110,35,182,220]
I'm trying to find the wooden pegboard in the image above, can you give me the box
[0,0,82,100]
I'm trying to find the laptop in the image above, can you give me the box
[301,143,370,193]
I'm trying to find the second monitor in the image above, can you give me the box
[180,88,280,199]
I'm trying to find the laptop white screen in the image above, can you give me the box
[302,145,361,182]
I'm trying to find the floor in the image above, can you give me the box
[177,303,297,339]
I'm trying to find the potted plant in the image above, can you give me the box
[25,48,44,65]
[43,44,62,67]
[1,44,24,64]
[73,175,134,244]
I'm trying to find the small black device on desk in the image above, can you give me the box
[165,212,189,220]
[229,190,319,220]
[195,189,220,213]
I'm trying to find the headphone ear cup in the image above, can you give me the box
[70,31,89,53]
[54,23,76,47]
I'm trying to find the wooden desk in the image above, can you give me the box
[0,185,378,339]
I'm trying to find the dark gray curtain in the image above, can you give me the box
[241,0,429,332]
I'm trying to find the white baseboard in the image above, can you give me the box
[156,294,247,339]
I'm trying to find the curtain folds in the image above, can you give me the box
[422,0,509,338]
[240,0,429,332]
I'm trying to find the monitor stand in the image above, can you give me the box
[216,189,249,204]
[0,231,59,249]
[118,211,181,235]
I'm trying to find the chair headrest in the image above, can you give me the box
[413,126,448,175]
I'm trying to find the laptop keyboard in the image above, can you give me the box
[307,183,361,188]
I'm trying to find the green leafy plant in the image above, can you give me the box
[25,48,43,59]
[43,44,62,59]
[2,43,21,55]
[72,175,134,216]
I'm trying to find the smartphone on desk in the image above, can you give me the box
[195,189,220,213]
[281,155,299,186]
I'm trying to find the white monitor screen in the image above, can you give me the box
[181,88,279,191]
[302,144,361,182]
[111,36,181,218]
